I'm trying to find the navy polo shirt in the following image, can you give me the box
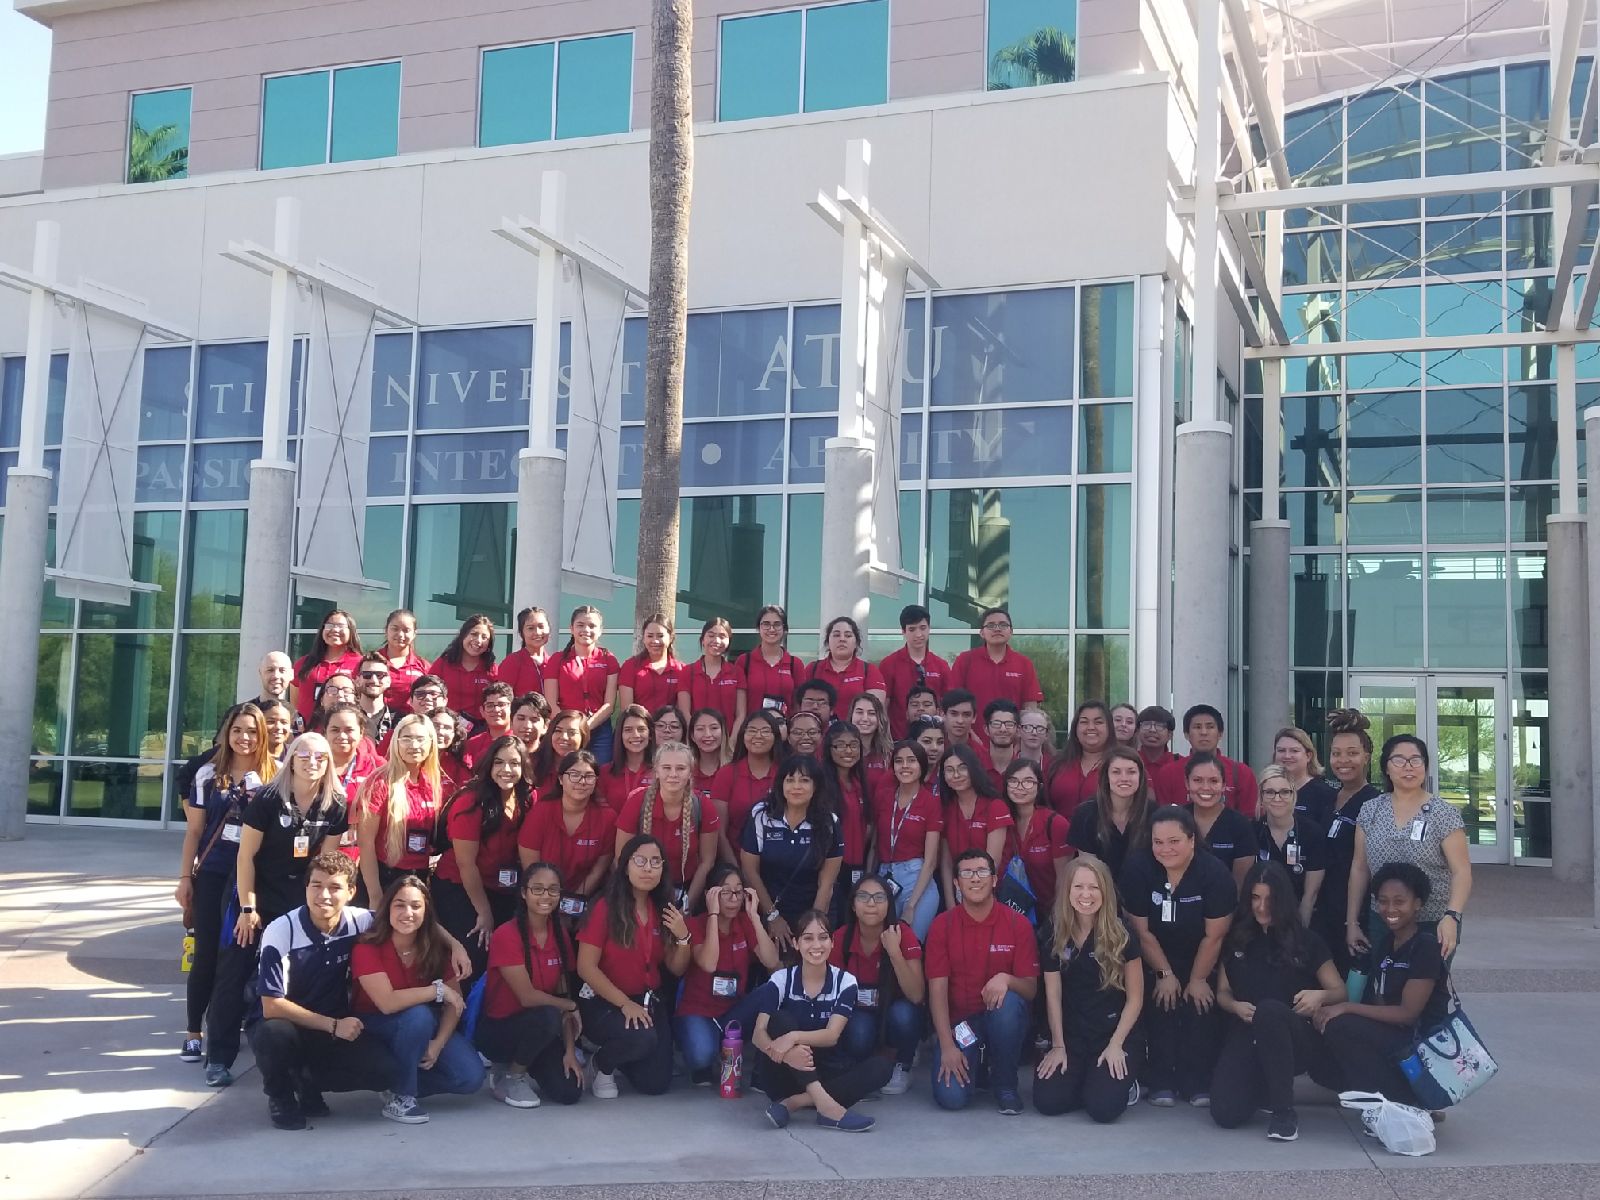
[253,905,374,1022]
[1188,804,1259,871]
[740,808,845,919]
[1254,814,1330,900]
[1120,851,1237,979]
[754,964,859,1071]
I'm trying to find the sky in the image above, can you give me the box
[0,6,52,156]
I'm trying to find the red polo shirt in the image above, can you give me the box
[805,656,886,722]
[678,912,760,1019]
[832,775,869,865]
[1007,808,1073,910]
[1046,757,1100,816]
[924,900,1039,1023]
[381,650,428,712]
[619,656,685,715]
[680,658,745,732]
[871,785,943,863]
[716,760,776,849]
[878,647,951,739]
[292,650,363,724]
[1154,752,1260,817]
[615,788,721,887]
[497,649,547,700]
[599,763,652,811]
[942,795,1013,861]
[429,655,499,718]
[351,940,460,1016]
[737,649,807,716]
[948,647,1044,716]
[578,897,666,997]
[364,776,441,870]
[483,918,567,1020]
[829,923,923,988]
[434,799,524,892]
[517,799,616,891]
[546,647,621,715]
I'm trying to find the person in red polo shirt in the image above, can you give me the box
[878,604,950,740]
[925,847,1039,1114]
[805,617,887,723]
[498,607,553,701]
[601,706,655,810]
[518,750,614,912]
[1045,701,1113,817]
[377,609,428,712]
[1153,704,1259,817]
[939,690,994,770]
[830,872,925,1095]
[948,607,1045,718]
[678,617,745,734]
[738,604,808,719]
[717,712,783,859]
[619,613,685,717]
[543,606,621,765]
[462,682,516,770]
[430,614,499,724]
[292,609,364,726]
[1136,705,1179,774]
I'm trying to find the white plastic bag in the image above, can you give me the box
[1339,1090,1436,1157]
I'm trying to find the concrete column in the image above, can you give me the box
[1585,406,1600,925]
[515,447,567,618]
[1171,420,1233,720]
[233,462,297,701]
[1248,518,1291,768]
[818,436,872,634]
[1547,513,1591,885]
[0,471,53,838]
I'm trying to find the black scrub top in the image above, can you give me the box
[1223,928,1332,1008]
[242,787,349,921]
[1066,800,1133,882]
[1189,805,1258,872]
[1043,919,1141,1043]
[1253,815,1330,900]
[1313,784,1378,921]
[1295,777,1338,828]
[1368,930,1450,1031]
[1120,851,1236,979]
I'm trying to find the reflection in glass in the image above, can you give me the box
[178,633,240,757]
[1346,391,1419,485]
[1425,388,1503,483]
[1286,489,1339,547]
[1512,673,1551,859]
[1283,229,1340,287]
[804,1,888,112]
[1428,552,1507,667]
[679,495,781,628]
[1290,554,1341,667]
[1433,684,1499,846]
[35,634,70,756]
[1072,634,1124,712]
[1292,668,1344,745]
[409,503,516,628]
[1347,488,1421,544]
[1282,394,1341,489]
[72,633,173,758]
[1346,555,1423,667]
[926,407,1073,479]
[1080,283,1134,397]
[987,0,1077,90]
[1508,385,1557,479]
[128,87,191,183]
[930,289,1074,406]
[68,761,165,822]
[926,486,1071,628]
[29,759,63,818]
[1345,223,1420,282]
[80,511,180,630]
[1426,488,1507,544]
[719,10,801,120]
[261,71,331,169]
[480,42,555,147]
[185,509,246,628]
[140,345,192,440]
[1079,404,1132,473]
[293,506,404,632]
[1511,485,1554,543]
[1076,484,1130,627]
[1509,551,1548,670]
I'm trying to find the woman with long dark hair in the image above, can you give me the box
[529,708,590,795]
[477,861,584,1108]
[1065,746,1153,881]
[741,755,844,953]
[575,833,692,1098]
[499,606,552,700]
[868,739,941,939]
[542,605,621,764]
[376,608,427,711]
[292,609,363,726]
[518,750,615,915]
[1045,701,1113,817]
[718,711,783,860]
[831,872,924,1096]
[822,721,872,901]
[687,707,730,808]
[1001,757,1072,917]
[938,745,1012,910]
[737,603,808,718]
[601,705,655,809]
[619,612,684,717]
[429,613,499,720]
[678,616,745,734]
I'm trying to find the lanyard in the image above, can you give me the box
[888,790,917,856]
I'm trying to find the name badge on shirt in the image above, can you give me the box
[1286,842,1301,867]
[292,834,310,858]
[1155,888,1175,923]
[339,827,358,847]
[221,824,242,844]
[497,869,518,888]
[952,1020,980,1049]
[711,973,740,999]
[856,986,879,1009]
[850,868,864,887]
[1327,819,1343,839]
[560,894,587,918]
[407,832,429,854]
[763,696,784,711]
[1409,818,1426,842]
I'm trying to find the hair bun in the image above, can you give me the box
[1325,707,1370,734]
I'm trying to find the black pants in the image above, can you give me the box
[246,1018,395,1105]
[579,995,675,1094]
[1321,1012,1418,1105]
[1143,985,1223,1099]
[186,870,230,1033]
[431,878,517,984]
[756,1011,892,1108]
[206,904,284,1070]
[1034,1033,1144,1123]
[1210,1000,1340,1126]
[475,1008,583,1105]
[1312,903,1362,979]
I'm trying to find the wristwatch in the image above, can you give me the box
[1443,909,1463,924]
[765,909,782,924]
[1155,969,1172,980]
[433,979,445,1004]
[674,935,691,946]
[238,906,255,914]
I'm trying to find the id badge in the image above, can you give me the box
[560,894,587,917]
[711,973,740,999]
[497,869,518,888]
[339,827,358,847]
[952,1020,979,1049]
[407,832,429,854]
[1161,898,1176,923]
[763,696,784,712]
[1286,842,1301,867]
[292,834,310,859]
[856,986,879,1009]
[578,981,596,1000]
[1327,819,1341,839]
[673,887,689,910]
[850,868,864,887]
[1409,818,1426,842]
[221,824,242,844]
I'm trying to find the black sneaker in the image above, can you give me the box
[179,1038,202,1063]
[996,1092,1023,1116]
[298,1089,330,1119]
[1267,1108,1299,1142]
[268,1098,306,1131]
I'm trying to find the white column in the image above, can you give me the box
[1134,275,1165,704]
[1547,513,1590,885]
[1188,0,1223,425]
[0,221,61,838]
[1584,406,1600,923]
[234,201,301,700]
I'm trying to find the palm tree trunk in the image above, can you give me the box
[636,0,694,644]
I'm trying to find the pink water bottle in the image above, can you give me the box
[719,1021,743,1098]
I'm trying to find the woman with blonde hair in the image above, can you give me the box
[1253,764,1328,924]
[1273,726,1336,829]
[357,714,443,905]
[1035,855,1144,1121]
[614,741,720,911]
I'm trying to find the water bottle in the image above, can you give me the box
[181,929,195,974]
[718,1021,743,1099]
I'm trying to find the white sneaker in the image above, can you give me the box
[882,1064,910,1096]
[591,1066,619,1099]
[1126,1080,1141,1108]
[491,1069,541,1109]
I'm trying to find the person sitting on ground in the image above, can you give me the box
[830,872,925,1097]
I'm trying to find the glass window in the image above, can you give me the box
[0,352,68,448]
[68,761,166,822]
[1346,390,1420,485]
[718,10,802,121]
[137,444,187,505]
[1346,86,1420,221]
[926,406,1072,479]
[987,0,1077,91]
[410,431,522,496]
[1283,229,1341,288]
[80,511,180,630]
[1506,213,1553,272]
[177,633,240,757]
[72,633,173,758]
[686,308,790,418]
[679,494,781,628]
[128,87,191,183]
[292,506,403,631]
[261,71,332,169]
[408,503,516,628]
[140,345,192,441]
[1427,487,1507,544]
[1080,283,1134,397]
[369,436,408,497]
[804,1,888,113]
[330,62,400,162]
[930,288,1074,406]
[926,486,1071,628]
[1281,394,1341,489]
[195,340,303,439]
[263,64,398,169]
[1345,223,1420,282]
[34,633,70,756]
[555,33,634,139]
[1423,218,1502,275]
[415,325,532,430]
[1423,71,1501,212]
[1511,553,1548,670]
[480,42,555,147]
[1428,551,1507,667]
[1072,634,1124,709]
[190,442,260,502]
[1347,487,1422,544]
[1285,489,1339,547]
[1511,484,1554,542]
[370,331,413,435]
[1289,553,1341,667]
[1284,102,1343,189]
[1346,554,1423,667]
[1078,403,1131,473]
[1426,388,1503,484]
[791,304,843,414]
[185,509,246,628]
[1075,483,1129,627]
[1512,671,1551,858]
[29,759,63,818]
[1292,668,1344,740]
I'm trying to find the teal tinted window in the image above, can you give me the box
[719,10,802,120]
[1080,282,1135,397]
[803,1,887,113]
[481,43,555,147]
[988,0,1078,91]
[1076,483,1130,626]
[261,71,331,169]
[556,33,634,138]
[330,62,400,163]
[128,87,191,182]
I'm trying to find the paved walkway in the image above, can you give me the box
[3,825,1598,1200]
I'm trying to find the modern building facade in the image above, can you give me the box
[0,0,1590,882]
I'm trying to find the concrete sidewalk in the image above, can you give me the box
[3,825,1598,1200]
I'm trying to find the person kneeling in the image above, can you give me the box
[352,875,487,1124]
[751,910,889,1132]
[246,853,468,1130]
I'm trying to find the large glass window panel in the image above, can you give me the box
[1347,487,1422,543]
[926,407,1072,479]
[1428,552,1507,667]
[1078,403,1131,474]
[1512,672,1551,859]
[411,431,521,496]
[1282,394,1341,489]
[1427,487,1507,544]
[1510,552,1547,670]
[1345,87,1420,222]
[80,511,180,630]
[787,416,833,485]
[1346,554,1424,667]
[1286,489,1338,547]
[195,340,302,439]
[261,70,331,169]
[1293,668,1345,744]
[480,42,555,147]
[177,633,240,757]
[1346,285,1420,343]
[72,633,173,758]
[330,62,399,163]
[1075,483,1130,628]
[791,304,842,414]
[678,494,781,628]
[1346,352,1422,392]
[190,442,260,502]
[34,633,70,756]
[68,762,165,822]
[902,297,928,410]
[371,331,413,434]
[416,325,532,430]
[930,289,1074,406]
[292,505,403,632]
[408,503,516,629]
[926,486,1071,628]
[128,87,192,183]
[1290,553,1341,667]
[1423,71,1501,212]
[29,759,63,818]
[1426,388,1504,484]
[140,344,191,441]
[370,436,408,496]
[719,10,802,120]
[804,1,888,112]
[987,0,1077,90]
[185,509,246,628]
[1423,217,1502,274]
[1506,213,1553,272]
[1346,390,1420,485]
[1506,62,1552,182]
[1345,223,1420,282]
[0,352,71,448]
[685,308,789,418]
[679,420,786,488]
[1080,283,1134,397]
[1072,634,1125,711]
[1511,484,1554,543]
[556,33,634,138]
[1284,103,1342,190]
[1283,229,1341,288]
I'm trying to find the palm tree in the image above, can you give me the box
[636,0,694,643]
[127,121,187,183]
[988,27,1077,90]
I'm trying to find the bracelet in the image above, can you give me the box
[1443,909,1463,924]
[328,1017,339,1036]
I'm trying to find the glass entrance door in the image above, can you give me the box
[1348,674,1510,864]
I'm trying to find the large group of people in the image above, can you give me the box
[174,602,1474,1140]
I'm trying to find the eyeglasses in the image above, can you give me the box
[1006,776,1040,789]
[294,750,329,762]
[483,701,511,711]
[1138,720,1170,731]
[525,884,561,897]
[413,692,443,703]
[759,620,785,630]
[720,889,746,902]
[322,624,349,634]
[957,867,994,880]
[564,771,598,784]
[397,734,430,746]
[359,670,388,679]
[1020,723,1048,733]
[988,719,1018,730]
[1388,754,1426,768]
[630,855,665,870]
[1260,787,1296,799]
[982,621,1012,632]
[855,891,890,904]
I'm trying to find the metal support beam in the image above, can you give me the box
[1219,244,1265,349]
[1544,0,1588,167]
[1221,0,1291,188]
[1220,184,1289,343]
[1216,163,1600,212]
[1249,328,1600,359]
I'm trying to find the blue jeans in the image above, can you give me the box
[588,721,614,765]
[674,1014,722,1073]
[842,999,921,1066]
[885,859,939,941]
[931,991,1029,1110]
[361,1006,486,1100]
